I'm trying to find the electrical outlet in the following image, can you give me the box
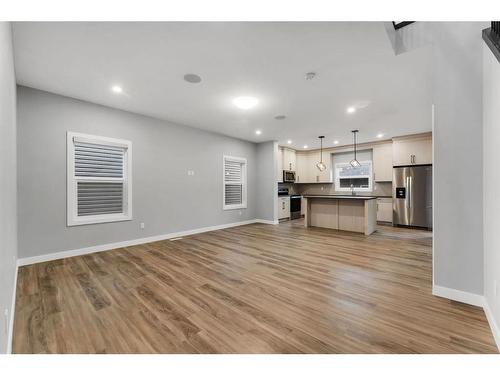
[321,186,324,191]
[140,222,145,229]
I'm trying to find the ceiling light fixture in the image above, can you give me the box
[183,73,202,83]
[350,130,361,168]
[333,140,339,145]
[303,145,308,149]
[287,140,292,144]
[377,133,384,138]
[111,85,123,94]
[347,106,356,114]
[255,130,262,135]
[305,72,316,80]
[233,96,258,110]
[316,136,326,172]
[274,115,286,120]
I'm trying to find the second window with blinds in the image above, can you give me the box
[67,132,132,226]
[223,155,247,210]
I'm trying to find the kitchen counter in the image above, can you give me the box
[303,195,377,235]
[303,195,377,200]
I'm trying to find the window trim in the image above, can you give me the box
[222,155,247,211]
[67,132,133,226]
[334,160,373,192]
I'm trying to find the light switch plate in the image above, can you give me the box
[140,222,145,229]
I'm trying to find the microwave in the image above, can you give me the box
[283,170,296,182]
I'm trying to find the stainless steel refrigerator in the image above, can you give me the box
[393,165,432,229]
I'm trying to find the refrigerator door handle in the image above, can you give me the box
[406,176,411,208]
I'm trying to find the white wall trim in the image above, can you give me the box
[483,299,500,352]
[255,219,279,225]
[17,219,266,266]
[7,263,18,354]
[432,284,484,307]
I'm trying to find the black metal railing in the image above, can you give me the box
[483,22,500,63]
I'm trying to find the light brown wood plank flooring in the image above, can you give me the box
[13,220,498,353]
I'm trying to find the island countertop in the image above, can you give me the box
[302,195,377,200]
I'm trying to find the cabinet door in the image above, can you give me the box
[377,198,393,222]
[296,152,309,183]
[277,147,283,182]
[283,148,296,171]
[393,136,432,166]
[373,143,393,182]
[278,197,290,219]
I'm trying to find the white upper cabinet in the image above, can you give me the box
[372,142,393,182]
[277,147,284,182]
[393,134,432,166]
[296,151,332,183]
[282,148,296,171]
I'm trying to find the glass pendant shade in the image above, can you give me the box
[350,130,360,168]
[316,161,326,171]
[350,159,361,168]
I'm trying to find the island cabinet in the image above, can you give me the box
[393,134,432,166]
[373,142,393,182]
[303,196,377,235]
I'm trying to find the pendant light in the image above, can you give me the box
[316,136,326,171]
[350,130,361,167]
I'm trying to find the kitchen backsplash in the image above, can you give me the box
[278,181,392,197]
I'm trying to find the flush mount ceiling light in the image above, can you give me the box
[183,73,202,83]
[333,140,339,145]
[233,96,258,110]
[316,136,326,172]
[287,140,292,144]
[347,106,356,114]
[111,85,123,94]
[377,133,384,138]
[350,130,361,168]
[255,130,262,135]
[274,115,287,120]
[303,145,308,149]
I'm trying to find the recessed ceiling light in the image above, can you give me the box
[183,73,202,83]
[377,133,384,138]
[233,96,258,110]
[255,130,262,135]
[274,115,286,120]
[111,85,123,94]
[333,140,339,145]
[303,145,308,149]
[287,140,292,144]
[347,106,356,114]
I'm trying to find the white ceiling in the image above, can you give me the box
[12,22,433,149]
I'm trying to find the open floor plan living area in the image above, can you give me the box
[1,15,500,361]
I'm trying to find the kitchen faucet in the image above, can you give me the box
[350,184,356,196]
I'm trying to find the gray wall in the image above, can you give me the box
[393,22,487,295]
[0,22,18,354]
[17,86,263,259]
[431,23,487,295]
[256,141,278,222]
[483,42,500,342]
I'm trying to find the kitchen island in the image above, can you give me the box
[303,195,377,235]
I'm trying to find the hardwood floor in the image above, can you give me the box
[13,220,498,353]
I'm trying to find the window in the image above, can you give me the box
[67,132,132,226]
[335,161,373,192]
[223,155,247,210]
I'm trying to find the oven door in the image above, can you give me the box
[283,170,296,182]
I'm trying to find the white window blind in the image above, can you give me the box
[67,132,132,226]
[223,155,247,210]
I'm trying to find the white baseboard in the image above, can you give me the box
[17,219,266,266]
[255,219,279,225]
[432,285,485,307]
[483,299,500,351]
[7,262,18,354]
